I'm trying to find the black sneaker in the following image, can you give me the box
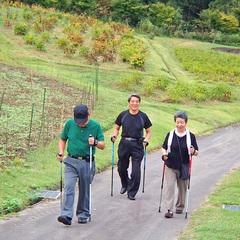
[120,187,127,194]
[78,218,88,224]
[128,195,136,201]
[58,215,72,225]
[165,210,173,218]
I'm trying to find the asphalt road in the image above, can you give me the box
[1,125,240,240]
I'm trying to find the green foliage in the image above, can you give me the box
[149,3,180,28]
[219,12,239,33]
[119,39,148,67]
[55,37,70,49]
[71,0,97,15]
[34,38,45,51]
[1,196,21,214]
[138,18,159,34]
[78,45,90,57]
[166,81,188,102]
[174,46,240,85]
[14,23,29,35]
[211,82,233,102]
[22,7,33,20]
[41,31,50,42]
[111,0,148,26]
[23,33,36,44]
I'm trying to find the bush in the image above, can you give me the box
[2,196,21,214]
[78,45,90,57]
[22,9,33,20]
[143,77,155,94]
[14,23,28,35]
[23,33,36,44]
[166,81,189,102]
[55,37,70,49]
[189,84,210,102]
[41,32,50,42]
[35,39,45,51]
[210,83,233,102]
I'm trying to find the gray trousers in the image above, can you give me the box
[62,156,95,220]
[165,166,188,212]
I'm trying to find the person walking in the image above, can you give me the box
[111,94,152,200]
[161,110,198,218]
[57,104,105,225]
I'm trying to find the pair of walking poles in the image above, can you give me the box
[111,143,148,196]
[158,154,193,219]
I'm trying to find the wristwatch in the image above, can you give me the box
[94,139,98,146]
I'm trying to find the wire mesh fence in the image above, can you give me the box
[0,62,98,167]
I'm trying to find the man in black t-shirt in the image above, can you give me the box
[111,94,152,200]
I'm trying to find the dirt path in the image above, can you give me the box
[1,125,240,240]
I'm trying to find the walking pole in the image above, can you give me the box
[111,142,114,196]
[185,154,193,219]
[158,161,166,212]
[60,160,62,213]
[142,145,147,193]
[89,135,93,222]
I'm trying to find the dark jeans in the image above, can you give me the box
[117,138,144,197]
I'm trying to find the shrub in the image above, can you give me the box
[119,74,132,89]
[154,75,170,90]
[166,81,189,102]
[66,30,84,47]
[2,196,21,214]
[210,83,233,102]
[189,84,210,102]
[22,9,33,20]
[55,37,70,49]
[63,43,76,57]
[120,39,148,68]
[129,53,146,68]
[35,39,45,51]
[41,32,50,42]
[143,77,155,94]
[14,23,28,35]
[23,33,36,44]
[78,45,90,57]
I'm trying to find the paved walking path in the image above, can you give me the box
[1,125,240,240]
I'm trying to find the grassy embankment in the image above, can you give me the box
[0,4,239,239]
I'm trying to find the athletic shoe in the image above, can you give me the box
[165,210,173,218]
[128,195,136,200]
[176,209,183,214]
[58,215,72,225]
[78,218,88,224]
[120,187,127,194]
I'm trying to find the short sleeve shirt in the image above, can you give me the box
[61,118,104,156]
[115,110,152,139]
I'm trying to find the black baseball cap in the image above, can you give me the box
[74,105,89,123]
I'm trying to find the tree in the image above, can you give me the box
[71,0,97,15]
[111,0,148,26]
[149,2,180,28]
[95,0,112,19]
[199,9,239,34]
[167,0,213,21]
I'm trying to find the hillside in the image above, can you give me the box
[1,2,240,217]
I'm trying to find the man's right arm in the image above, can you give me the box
[111,124,120,143]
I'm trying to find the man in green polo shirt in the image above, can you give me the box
[56,104,105,225]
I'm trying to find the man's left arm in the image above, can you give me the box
[144,127,151,146]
